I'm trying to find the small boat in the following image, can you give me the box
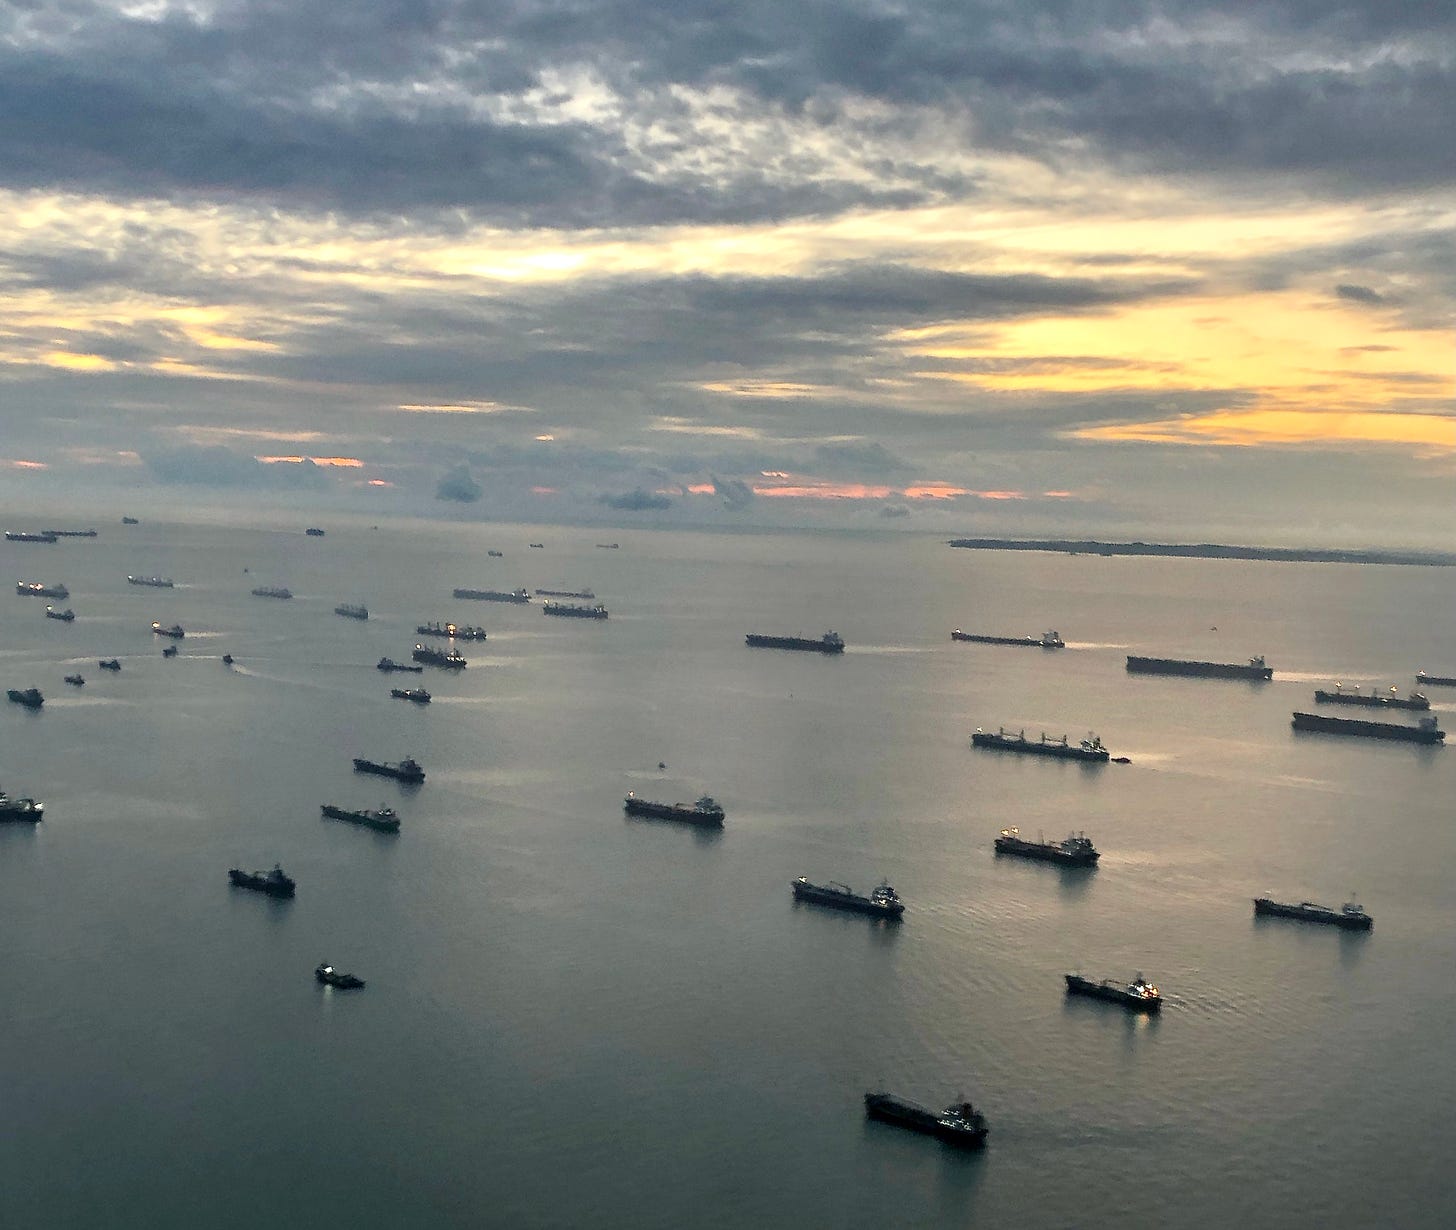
[152,622,185,638]
[6,687,44,709]
[222,654,234,666]
[391,688,432,704]
[162,645,178,658]
[98,658,121,671]
[45,606,75,622]
[64,674,85,686]
[315,963,364,989]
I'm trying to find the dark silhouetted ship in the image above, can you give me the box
[1253,897,1371,930]
[45,606,75,621]
[1291,712,1444,744]
[1313,684,1427,710]
[791,877,904,919]
[390,688,431,704]
[1415,671,1456,687]
[1126,655,1271,680]
[251,586,292,599]
[229,865,296,898]
[321,804,401,832]
[537,588,595,599]
[417,622,487,640]
[952,629,1064,648]
[972,728,1110,762]
[377,657,424,673]
[864,1092,988,1148]
[543,601,608,619]
[128,575,173,588]
[5,531,57,543]
[1065,972,1161,1012]
[315,963,364,988]
[453,587,530,603]
[353,756,426,783]
[994,827,1099,865]
[17,581,68,598]
[623,793,724,827]
[0,790,44,821]
[412,644,466,668]
[745,631,844,653]
[7,687,44,709]
[152,622,185,638]
[334,603,369,620]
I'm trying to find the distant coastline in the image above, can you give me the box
[947,538,1456,567]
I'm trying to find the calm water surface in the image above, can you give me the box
[3,511,1455,1227]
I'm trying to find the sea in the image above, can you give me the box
[3,508,1455,1228]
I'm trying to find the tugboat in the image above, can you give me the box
[791,877,904,919]
[16,581,68,599]
[353,756,426,783]
[1064,972,1162,1012]
[45,606,75,621]
[1312,684,1429,711]
[315,963,364,989]
[1291,712,1444,744]
[334,603,369,620]
[952,629,1064,648]
[1126,654,1272,680]
[453,586,530,603]
[390,687,432,704]
[623,792,725,828]
[745,631,845,653]
[412,644,467,668]
[64,674,85,686]
[321,804,401,833]
[994,827,1099,866]
[972,728,1111,762]
[98,658,121,671]
[6,687,44,709]
[152,622,185,638]
[376,657,424,673]
[1253,897,1372,930]
[228,864,296,898]
[864,1092,988,1148]
[542,601,609,619]
[127,575,173,587]
[0,790,45,821]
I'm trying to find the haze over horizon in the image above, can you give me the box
[1,0,1453,546]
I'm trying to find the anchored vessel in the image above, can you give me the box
[417,622,488,640]
[453,587,530,603]
[152,622,185,638]
[127,575,174,588]
[537,588,595,599]
[995,827,1099,866]
[623,792,725,828]
[353,756,426,783]
[377,657,424,673]
[7,687,44,709]
[952,629,1064,648]
[64,674,84,686]
[98,658,121,671]
[251,586,292,599]
[1253,897,1372,930]
[1313,685,1428,710]
[228,865,296,898]
[791,877,904,919]
[1291,712,1444,744]
[17,582,68,599]
[543,601,608,619]
[5,531,58,543]
[122,517,139,525]
[412,644,467,668]
[1065,972,1162,1012]
[321,804,401,833]
[315,963,364,989]
[42,529,97,538]
[162,645,178,658]
[45,606,75,621]
[305,527,326,537]
[334,603,369,620]
[390,687,431,704]
[1415,671,1456,687]
[864,1092,988,1148]
[972,728,1110,762]
[0,790,44,821]
[1126,654,1271,680]
[745,631,845,654]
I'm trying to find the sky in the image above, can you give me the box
[0,0,1453,543]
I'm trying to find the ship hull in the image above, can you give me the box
[1064,975,1161,1012]
[543,605,608,619]
[1415,673,1456,687]
[1313,690,1427,711]
[994,837,1099,866]
[1253,899,1372,930]
[864,1095,987,1148]
[952,632,1061,648]
[1126,656,1272,680]
[1290,712,1444,743]
[321,804,400,833]
[228,870,295,898]
[623,798,724,828]
[353,759,426,783]
[0,799,44,822]
[745,634,844,653]
[453,589,530,602]
[792,881,903,919]
[971,732,1108,762]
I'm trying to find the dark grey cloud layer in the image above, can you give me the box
[2,0,1451,221]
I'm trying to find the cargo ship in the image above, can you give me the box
[1290,712,1444,744]
[0,790,44,821]
[376,657,424,673]
[416,622,488,640]
[1126,655,1271,680]
[228,864,295,898]
[994,827,1099,866]
[98,658,121,671]
[17,581,68,598]
[412,644,467,668]
[334,603,369,620]
[127,575,174,588]
[623,792,725,828]
[353,756,425,783]
[305,527,325,537]
[791,877,904,919]
[863,1092,988,1148]
[1313,684,1427,710]
[972,728,1110,762]
[321,804,401,833]
[543,601,608,619]
[152,622,185,638]
[1253,897,1371,930]
[43,529,97,538]
[453,587,530,603]
[1415,671,1456,687]
[1064,972,1162,1012]
[5,531,57,543]
[390,687,431,704]
[537,588,596,599]
[745,631,845,654]
[122,516,139,525]
[64,674,84,686]
[487,550,503,557]
[952,629,1064,648]
[7,687,44,709]
[45,606,75,621]
[315,963,364,989]
[251,586,292,599]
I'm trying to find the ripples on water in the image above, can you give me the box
[2,514,1455,1227]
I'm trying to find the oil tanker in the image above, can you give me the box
[1126,655,1271,680]
[1290,712,1444,744]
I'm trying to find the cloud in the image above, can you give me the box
[435,464,482,503]
[1335,283,1385,305]
[142,445,329,489]
[879,503,911,518]
[600,488,672,510]
[711,474,755,509]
